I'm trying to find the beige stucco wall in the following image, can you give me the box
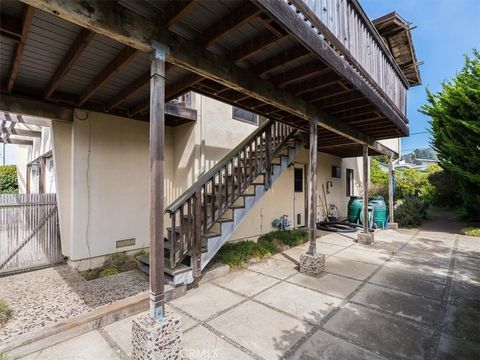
[229,149,364,241]
[45,92,398,266]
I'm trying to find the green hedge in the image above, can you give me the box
[0,165,18,194]
[215,229,308,267]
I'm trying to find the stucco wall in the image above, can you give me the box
[229,149,364,241]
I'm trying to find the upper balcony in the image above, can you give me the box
[1,0,420,157]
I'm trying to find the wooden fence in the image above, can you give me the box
[0,193,63,275]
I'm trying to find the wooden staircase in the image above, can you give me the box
[137,120,302,285]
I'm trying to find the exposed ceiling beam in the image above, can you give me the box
[163,0,200,28]
[7,5,34,93]
[270,62,329,88]
[78,47,139,105]
[130,73,203,116]
[105,63,173,111]
[0,136,33,146]
[254,0,408,128]
[20,0,403,151]
[231,31,287,63]
[43,28,95,99]
[1,94,73,122]
[1,13,22,41]
[200,2,262,47]
[1,127,42,138]
[254,45,310,77]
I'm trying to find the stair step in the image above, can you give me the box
[203,231,220,239]
[217,217,233,223]
[136,255,192,277]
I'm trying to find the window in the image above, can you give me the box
[346,168,354,197]
[331,165,341,178]
[232,107,257,125]
[294,168,303,192]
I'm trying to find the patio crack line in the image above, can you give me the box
[97,327,130,360]
[430,235,459,360]
[281,229,421,360]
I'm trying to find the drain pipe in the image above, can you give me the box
[388,154,400,229]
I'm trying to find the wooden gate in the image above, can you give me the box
[0,194,63,275]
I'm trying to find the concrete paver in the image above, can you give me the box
[351,283,444,326]
[13,221,480,360]
[249,257,299,279]
[22,330,120,360]
[254,282,342,323]
[436,333,480,360]
[183,325,253,360]
[370,267,446,300]
[325,255,378,280]
[288,272,361,298]
[291,329,385,360]
[324,303,435,360]
[208,300,311,360]
[212,269,279,296]
[443,304,480,343]
[170,283,244,320]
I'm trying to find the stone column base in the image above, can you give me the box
[132,311,182,360]
[299,252,325,275]
[388,222,399,229]
[357,232,375,245]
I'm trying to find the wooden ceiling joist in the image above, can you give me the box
[163,0,200,28]
[231,31,288,63]
[269,62,328,88]
[1,13,22,41]
[129,73,203,116]
[43,28,95,99]
[78,47,139,106]
[7,5,34,93]
[288,72,341,96]
[200,3,262,47]
[18,0,404,155]
[106,72,149,111]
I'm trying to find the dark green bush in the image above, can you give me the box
[0,299,12,326]
[394,197,429,227]
[258,229,308,247]
[0,165,18,194]
[215,229,308,267]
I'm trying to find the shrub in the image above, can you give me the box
[258,229,308,247]
[112,253,129,268]
[215,241,273,267]
[461,227,480,237]
[99,267,118,277]
[370,159,388,186]
[394,197,429,227]
[0,165,18,194]
[0,299,12,326]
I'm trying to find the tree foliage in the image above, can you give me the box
[0,165,18,194]
[421,50,480,219]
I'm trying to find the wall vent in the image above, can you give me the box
[116,238,136,248]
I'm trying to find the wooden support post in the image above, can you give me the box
[362,144,369,234]
[193,189,202,279]
[149,41,169,321]
[307,117,317,255]
[265,124,272,190]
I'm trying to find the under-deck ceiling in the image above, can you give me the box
[0,0,411,157]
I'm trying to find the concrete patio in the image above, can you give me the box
[20,227,480,360]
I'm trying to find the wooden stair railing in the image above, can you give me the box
[164,120,298,275]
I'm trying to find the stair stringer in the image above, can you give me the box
[200,140,302,270]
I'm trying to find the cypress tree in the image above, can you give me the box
[421,50,480,219]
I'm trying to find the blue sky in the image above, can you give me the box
[363,0,480,154]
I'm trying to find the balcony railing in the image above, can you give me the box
[288,0,409,118]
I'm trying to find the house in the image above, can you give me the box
[1,0,420,328]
